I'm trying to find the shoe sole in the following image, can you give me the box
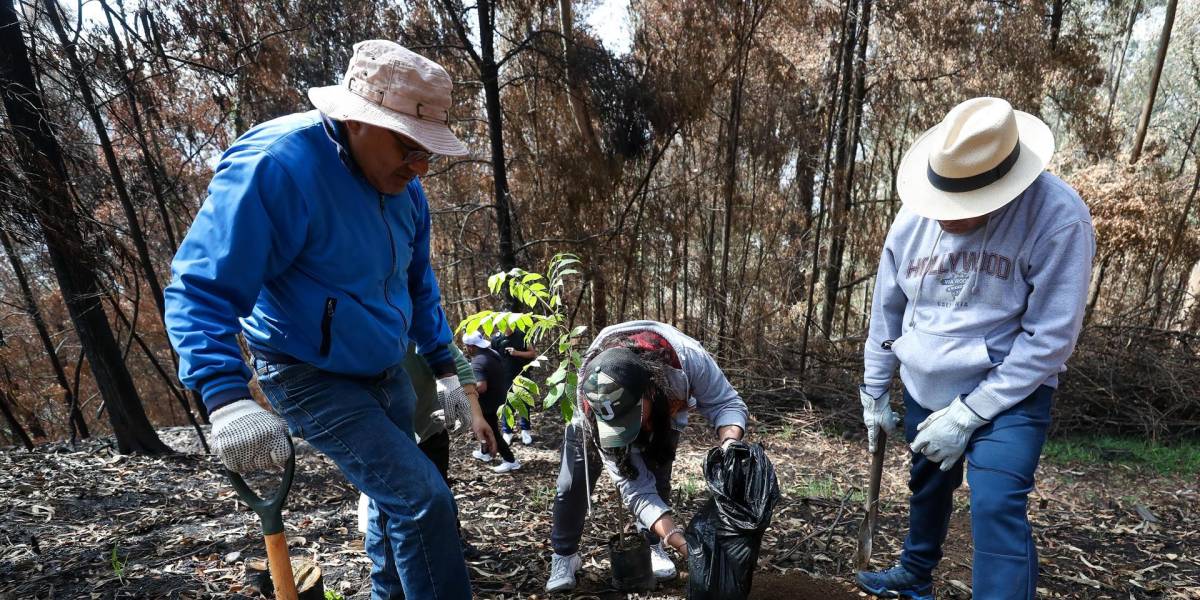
[856,582,934,600]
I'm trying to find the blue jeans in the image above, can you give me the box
[899,386,1052,600]
[500,415,531,434]
[254,358,472,600]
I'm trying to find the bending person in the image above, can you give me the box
[545,320,748,593]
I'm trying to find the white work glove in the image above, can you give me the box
[860,385,899,453]
[210,399,292,473]
[435,375,472,431]
[910,397,989,471]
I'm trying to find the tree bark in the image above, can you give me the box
[821,0,870,337]
[1129,0,1177,164]
[45,0,167,322]
[1103,0,1140,147]
[0,229,90,439]
[99,0,178,253]
[0,0,170,454]
[1049,0,1066,51]
[557,0,601,157]
[0,388,34,450]
[478,0,518,274]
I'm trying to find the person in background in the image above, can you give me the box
[545,320,749,593]
[463,331,521,473]
[492,322,538,445]
[857,97,1094,600]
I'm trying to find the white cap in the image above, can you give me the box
[462,331,491,349]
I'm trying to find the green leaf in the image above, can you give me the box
[488,272,506,294]
[559,398,574,422]
[547,364,568,385]
[500,404,515,429]
[514,400,530,419]
[544,382,565,409]
[521,273,544,283]
[569,325,588,338]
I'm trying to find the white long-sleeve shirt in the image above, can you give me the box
[576,320,748,529]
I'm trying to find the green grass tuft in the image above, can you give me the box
[789,474,865,503]
[1042,436,1200,476]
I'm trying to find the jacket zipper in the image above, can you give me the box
[379,193,401,313]
[319,297,337,356]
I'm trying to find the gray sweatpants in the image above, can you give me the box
[549,420,676,556]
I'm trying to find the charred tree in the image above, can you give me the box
[0,0,170,454]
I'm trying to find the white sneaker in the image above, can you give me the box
[502,432,514,444]
[521,430,534,445]
[650,543,677,580]
[545,552,582,592]
[492,458,521,473]
[472,449,493,462]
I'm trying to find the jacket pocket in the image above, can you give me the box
[891,327,997,410]
[319,297,337,357]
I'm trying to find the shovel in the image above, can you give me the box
[226,437,300,600]
[854,428,886,571]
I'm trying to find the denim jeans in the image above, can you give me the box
[549,421,676,556]
[900,385,1052,600]
[254,358,472,600]
[500,415,531,433]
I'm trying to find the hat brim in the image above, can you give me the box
[896,111,1054,220]
[308,85,470,157]
[595,408,642,449]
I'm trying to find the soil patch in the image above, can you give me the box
[748,570,861,599]
[2,404,1198,599]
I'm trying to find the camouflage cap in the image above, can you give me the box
[581,348,650,448]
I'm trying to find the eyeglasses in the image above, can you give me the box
[392,132,438,166]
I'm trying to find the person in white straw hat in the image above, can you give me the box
[164,40,487,599]
[855,97,1094,600]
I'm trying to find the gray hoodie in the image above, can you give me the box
[863,172,1095,419]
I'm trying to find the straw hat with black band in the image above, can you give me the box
[896,97,1055,220]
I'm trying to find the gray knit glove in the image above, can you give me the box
[435,375,473,432]
[210,399,292,473]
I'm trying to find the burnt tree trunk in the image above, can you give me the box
[46,0,167,321]
[0,0,170,454]
[0,228,90,439]
[0,388,34,450]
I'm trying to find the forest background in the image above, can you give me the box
[0,0,1198,453]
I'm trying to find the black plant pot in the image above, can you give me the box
[608,533,656,592]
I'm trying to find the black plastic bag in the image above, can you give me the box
[685,441,780,600]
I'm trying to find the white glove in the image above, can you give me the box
[910,397,988,471]
[860,385,899,453]
[435,375,472,431]
[210,399,292,473]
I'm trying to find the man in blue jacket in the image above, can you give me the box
[164,40,487,599]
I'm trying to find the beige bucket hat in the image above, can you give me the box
[308,40,469,157]
[896,97,1054,220]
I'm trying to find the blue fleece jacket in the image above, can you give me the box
[164,110,454,412]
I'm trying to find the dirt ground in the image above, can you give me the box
[1,401,1197,599]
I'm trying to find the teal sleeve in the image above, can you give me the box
[450,344,475,386]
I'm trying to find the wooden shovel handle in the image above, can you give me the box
[264,531,299,600]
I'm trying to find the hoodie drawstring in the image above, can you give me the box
[909,227,944,329]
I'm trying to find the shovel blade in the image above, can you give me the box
[854,429,887,571]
